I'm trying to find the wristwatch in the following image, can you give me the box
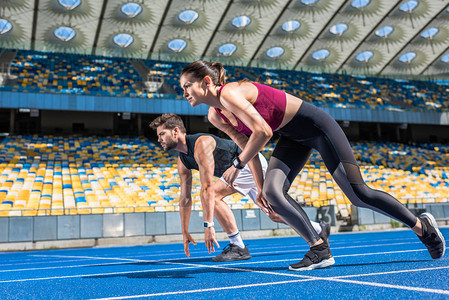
[232,156,245,169]
[204,221,215,228]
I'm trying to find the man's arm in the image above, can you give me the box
[177,156,197,257]
[194,135,220,254]
[178,156,193,234]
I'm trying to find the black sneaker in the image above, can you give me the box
[212,244,252,262]
[319,221,331,246]
[418,213,446,259]
[289,242,335,271]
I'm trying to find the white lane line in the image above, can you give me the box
[0,235,427,265]
[0,258,95,268]
[89,278,317,300]
[334,248,426,258]
[332,241,421,250]
[333,265,449,280]
[88,264,449,299]
[0,255,169,275]
[161,241,423,259]
[0,261,153,274]
[122,237,420,256]
[161,260,449,284]
[31,255,146,261]
[0,265,201,283]
[1,247,428,274]
[3,253,449,298]
[0,250,445,284]
[85,237,418,257]
[218,249,428,267]
[318,277,449,296]
[30,240,423,260]
[226,241,422,257]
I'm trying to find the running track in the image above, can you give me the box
[0,228,448,299]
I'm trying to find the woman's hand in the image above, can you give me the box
[255,192,286,224]
[222,165,240,187]
[267,211,286,224]
[255,191,270,215]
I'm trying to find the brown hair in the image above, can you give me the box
[149,113,186,133]
[181,60,226,86]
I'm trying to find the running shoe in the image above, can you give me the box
[319,221,331,246]
[418,212,446,259]
[289,242,335,271]
[212,244,252,262]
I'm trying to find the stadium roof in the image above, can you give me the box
[1,0,449,77]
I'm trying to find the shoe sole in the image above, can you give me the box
[212,255,252,262]
[289,257,335,271]
[421,212,446,259]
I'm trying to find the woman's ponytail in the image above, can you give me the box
[181,60,226,86]
[211,62,226,86]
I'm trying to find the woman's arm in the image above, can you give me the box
[208,107,264,190]
[208,107,272,215]
[218,84,273,167]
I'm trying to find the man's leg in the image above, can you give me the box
[210,179,252,262]
[213,179,239,235]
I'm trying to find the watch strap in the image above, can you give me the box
[232,156,245,169]
[204,221,215,228]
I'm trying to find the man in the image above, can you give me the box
[150,113,328,262]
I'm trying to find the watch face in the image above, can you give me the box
[204,222,214,228]
[232,156,244,170]
[233,157,242,169]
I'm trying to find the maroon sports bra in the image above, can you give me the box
[214,82,286,135]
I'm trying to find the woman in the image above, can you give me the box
[179,60,445,271]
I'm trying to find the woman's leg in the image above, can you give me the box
[309,109,445,259]
[309,111,418,228]
[262,136,322,246]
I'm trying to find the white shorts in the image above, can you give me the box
[219,153,268,201]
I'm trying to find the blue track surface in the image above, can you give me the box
[1,229,448,299]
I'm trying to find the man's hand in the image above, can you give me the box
[204,227,220,254]
[222,165,240,187]
[183,232,197,257]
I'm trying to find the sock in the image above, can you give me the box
[228,231,245,249]
[311,221,322,235]
[312,242,327,251]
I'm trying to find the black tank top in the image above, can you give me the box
[179,133,241,177]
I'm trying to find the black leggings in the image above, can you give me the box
[262,102,417,245]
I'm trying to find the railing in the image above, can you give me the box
[0,206,159,217]
[0,202,259,217]
[1,196,447,217]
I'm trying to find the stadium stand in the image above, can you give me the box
[2,50,449,112]
[0,135,448,219]
[0,50,448,220]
